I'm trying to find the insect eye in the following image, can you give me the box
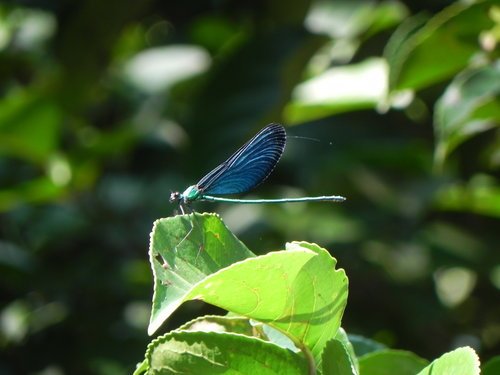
[169,192,180,202]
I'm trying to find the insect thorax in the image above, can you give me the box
[182,185,201,202]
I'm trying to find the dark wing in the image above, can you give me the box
[196,124,286,195]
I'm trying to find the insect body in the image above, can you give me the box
[170,124,345,213]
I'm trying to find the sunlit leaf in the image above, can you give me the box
[322,334,358,375]
[178,315,255,337]
[182,241,347,366]
[363,1,409,39]
[434,267,477,307]
[417,346,480,375]
[123,45,211,93]
[148,213,255,335]
[132,359,148,375]
[284,58,388,124]
[305,0,407,40]
[0,8,56,51]
[145,331,308,374]
[335,328,359,373]
[149,214,348,367]
[386,0,495,92]
[383,13,428,87]
[434,62,500,168]
[259,323,300,352]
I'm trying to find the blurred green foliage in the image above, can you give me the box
[0,0,498,374]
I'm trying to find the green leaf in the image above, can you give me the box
[149,214,348,367]
[434,62,500,168]
[363,1,409,39]
[132,359,148,375]
[417,346,480,375]
[383,13,429,90]
[284,58,388,124]
[0,177,65,212]
[305,0,408,40]
[178,243,347,368]
[145,331,308,375]
[148,213,255,335]
[335,328,359,373]
[322,338,358,375]
[386,0,495,92]
[178,315,255,337]
[122,45,211,94]
[359,349,428,375]
[184,241,348,366]
[259,323,300,352]
[348,334,387,357]
[483,355,500,375]
[434,174,500,218]
[0,89,61,164]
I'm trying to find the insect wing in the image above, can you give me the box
[196,124,286,195]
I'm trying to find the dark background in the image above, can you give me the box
[0,0,499,374]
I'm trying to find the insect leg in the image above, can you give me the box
[172,204,205,267]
